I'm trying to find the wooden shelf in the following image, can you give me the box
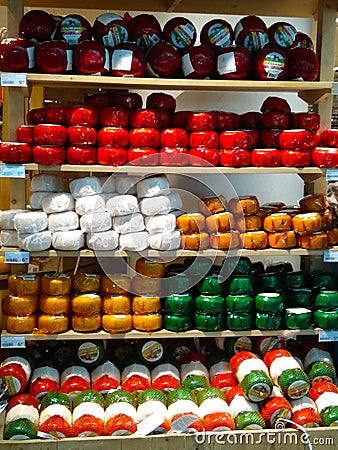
[0,274,9,280]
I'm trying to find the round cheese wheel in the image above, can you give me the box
[263,213,292,232]
[163,17,196,51]
[6,314,37,334]
[37,314,69,334]
[128,148,159,166]
[327,228,338,246]
[234,15,268,51]
[133,313,162,332]
[199,196,227,216]
[0,256,11,274]
[39,294,70,315]
[189,131,219,148]
[131,276,161,295]
[16,125,35,143]
[251,148,281,167]
[206,212,234,233]
[320,210,333,231]
[129,128,160,148]
[240,231,268,249]
[103,295,131,315]
[268,231,297,249]
[299,194,327,213]
[210,231,240,249]
[254,48,287,80]
[72,273,101,293]
[72,314,101,332]
[176,213,205,233]
[102,314,133,333]
[67,126,97,146]
[279,129,308,149]
[186,112,217,131]
[8,274,40,296]
[132,296,161,314]
[298,232,328,249]
[200,18,234,49]
[262,111,290,129]
[17,231,52,252]
[311,147,338,168]
[71,293,102,316]
[260,130,282,148]
[34,124,67,145]
[181,232,210,250]
[292,113,320,132]
[160,147,189,166]
[135,258,166,278]
[235,214,262,232]
[161,128,188,148]
[189,147,219,166]
[97,147,128,166]
[0,142,33,163]
[228,196,260,216]
[292,213,322,235]
[130,109,160,129]
[99,107,129,127]
[64,106,98,127]
[41,274,72,295]
[30,174,63,193]
[219,131,248,150]
[101,275,131,295]
[33,145,66,165]
[97,127,129,147]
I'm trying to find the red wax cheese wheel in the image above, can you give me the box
[16,125,35,143]
[254,48,287,80]
[130,109,160,129]
[172,111,189,128]
[99,108,129,127]
[146,93,176,112]
[261,97,291,113]
[146,41,181,78]
[92,13,130,47]
[128,148,159,166]
[160,147,189,166]
[216,46,252,80]
[219,149,250,167]
[19,10,56,42]
[27,108,47,125]
[110,43,146,77]
[84,92,112,109]
[34,124,66,145]
[36,40,71,74]
[291,113,320,132]
[267,22,297,48]
[216,112,241,131]
[189,131,219,148]
[98,127,129,147]
[262,111,290,129]
[66,107,98,127]
[129,128,160,148]
[292,32,314,50]
[281,149,311,167]
[0,39,36,72]
[129,14,162,53]
[45,107,68,125]
[67,146,97,165]
[251,148,281,167]
[67,126,97,146]
[189,148,219,166]
[321,129,338,147]
[8,393,39,410]
[163,17,197,51]
[113,92,143,110]
[303,131,321,149]
[181,45,216,79]
[245,130,260,149]
[279,129,308,149]
[157,110,171,129]
[240,112,262,129]
[0,142,32,163]
[73,40,108,75]
[55,14,92,44]
[33,145,66,165]
[234,16,268,52]
[260,130,282,148]
[161,128,188,148]
[97,147,128,166]
[186,112,217,131]
[220,131,248,149]
[287,48,319,81]
[200,19,234,50]
[311,147,338,168]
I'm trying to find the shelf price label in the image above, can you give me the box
[319,330,338,342]
[0,164,26,178]
[1,336,26,348]
[326,169,338,181]
[0,72,27,87]
[4,251,30,264]
[323,250,338,262]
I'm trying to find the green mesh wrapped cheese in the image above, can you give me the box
[137,388,167,405]
[226,276,255,295]
[4,418,38,440]
[235,411,266,429]
[73,390,105,408]
[278,368,310,399]
[197,274,223,295]
[255,312,282,330]
[196,387,225,405]
[241,371,273,403]
[286,288,313,308]
[105,390,136,407]
[167,388,194,405]
[40,392,72,411]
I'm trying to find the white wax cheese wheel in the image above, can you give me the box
[87,231,119,251]
[5,404,39,426]
[98,176,116,194]
[145,214,176,235]
[73,402,105,422]
[52,230,85,250]
[316,392,338,413]
[48,211,79,232]
[14,211,48,233]
[116,176,141,195]
[42,193,75,214]
[180,361,209,383]
[31,366,60,384]
[119,231,149,251]
[0,209,27,230]
[209,361,231,379]
[290,396,317,413]
[236,358,269,383]
[39,404,72,426]
[137,400,168,422]
[75,195,106,216]
[269,356,301,384]
[61,366,90,384]
[229,395,259,419]
[304,348,333,371]
[69,176,103,199]
[113,213,145,234]
[122,363,151,383]
[168,193,183,211]
[29,192,54,210]
[139,196,171,216]
[151,363,180,383]
[80,212,112,233]
[199,398,230,418]
[91,361,120,384]
[106,195,139,217]
[149,231,181,250]
[18,231,52,251]
[137,176,170,198]
[105,402,137,423]
[167,399,199,420]
[0,230,18,247]
[30,174,63,192]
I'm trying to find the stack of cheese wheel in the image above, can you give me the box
[121,363,151,393]
[4,394,39,440]
[163,292,194,332]
[209,360,238,393]
[304,347,336,385]
[227,386,266,429]
[219,129,250,167]
[255,292,284,330]
[101,274,132,333]
[264,349,310,400]
[71,290,102,333]
[314,289,338,329]
[310,381,338,426]
[195,274,225,331]
[313,129,338,168]
[137,389,171,434]
[0,209,27,249]
[230,351,273,403]
[105,390,137,435]
[72,390,105,437]
[60,365,91,399]
[260,386,292,428]
[151,363,181,390]
[4,273,40,334]
[187,111,219,166]
[0,255,11,273]
[263,203,296,249]
[177,212,209,250]
[38,274,71,334]
[181,361,210,390]
[91,360,121,393]
[29,361,60,398]
[0,354,32,396]
[290,395,321,427]
[128,110,161,166]
[197,387,235,431]
[39,392,73,438]
[167,388,204,432]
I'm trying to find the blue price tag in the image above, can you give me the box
[0,164,26,178]
[4,251,30,264]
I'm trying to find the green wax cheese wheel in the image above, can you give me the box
[183,374,209,390]
[164,293,193,315]
[266,262,293,274]
[255,312,282,330]
[311,273,337,291]
[4,419,38,440]
[197,274,223,295]
[255,292,284,313]
[314,310,338,329]
[278,368,310,399]
[233,257,252,275]
[195,313,224,331]
[307,361,336,384]
[184,257,213,276]
[285,308,313,330]
[226,295,254,313]
[196,387,225,405]
[194,295,225,315]
[235,411,266,430]
[241,371,273,403]
[41,392,72,411]
[106,390,136,407]
[73,390,105,408]
[137,389,166,405]
[315,291,338,310]
[167,388,194,405]
[227,276,255,295]
[285,271,306,289]
[163,314,193,332]
[166,273,191,294]
[320,406,338,426]
[226,312,252,330]
[257,273,282,292]
[286,288,313,308]
[251,261,265,275]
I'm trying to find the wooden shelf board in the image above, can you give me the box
[0,274,9,280]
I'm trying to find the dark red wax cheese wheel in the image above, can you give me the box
[160,147,189,166]
[234,15,268,52]
[254,48,287,80]
[157,110,171,129]
[129,14,162,52]
[189,131,219,148]
[245,130,260,149]
[161,128,188,148]
[261,97,291,113]
[267,22,297,48]
[33,145,66,165]
[128,148,159,166]
[84,92,112,109]
[186,112,217,131]
[129,128,160,148]
[281,149,311,167]
[67,146,97,165]
[113,92,143,110]
[110,43,146,77]
[45,107,68,125]
[279,130,308,149]
[219,131,248,149]
[66,107,98,127]
[181,45,216,79]
[291,113,320,132]
[97,127,129,147]
[219,149,251,167]
[97,147,128,166]
[216,46,252,80]
[99,108,129,127]
[200,19,234,50]
[73,40,108,75]
[130,109,160,129]
[67,126,97,146]
[0,142,32,163]
[33,124,67,145]
[240,112,263,129]
[146,93,176,112]
[216,112,241,131]
[55,14,92,44]
[0,39,36,72]
[292,32,314,50]
[189,148,219,166]
[163,17,197,51]
[260,130,282,148]
[19,10,56,42]
[287,48,319,81]
[303,131,321,149]
[311,147,338,168]
[262,112,290,130]
[16,125,35,143]
[27,108,47,125]
[251,148,281,167]
[92,13,130,47]
[321,129,338,147]
[146,41,181,78]
[172,111,189,128]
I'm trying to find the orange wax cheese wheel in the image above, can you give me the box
[263,213,292,232]
[103,295,131,315]
[292,213,322,235]
[133,313,162,332]
[41,274,72,295]
[268,231,297,249]
[102,314,133,333]
[181,232,210,250]
[299,194,327,213]
[135,258,166,278]
[72,273,101,293]
[298,232,328,249]
[320,210,333,231]
[71,293,102,316]
[0,256,10,274]
[210,231,240,249]
[101,275,131,295]
[6,314,36,334]
[3,294,38,316]
[176,213,206,233]
[37,314,69,334]
[228,196,260,216]
[327,228,338,246]
[8,274,40,296]
[72,314,101,332]
[206,212,235,233]
[132,276,161,295]
[235,214,262,233]
[132,296,161,314]
[240,231,268,249]
[39,294,70,315]
[199,196,227,216]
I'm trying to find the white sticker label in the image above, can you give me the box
[104,48,110,71]
[319,330,338,342]
[1,73,27,87]
[181,53,194,76]
[326,169,338,181]
[0,164,26,178]
[111,49,133,71]
[323,250,338,262]
[1,336,26,348]
[5,251,30,264]
[66,49,73,71]
[217,52,236,75]
[27,263,39,273]
[26,46,35,69]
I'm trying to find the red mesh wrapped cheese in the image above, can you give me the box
[216,112,241,131]
[189,131,219,148]
[161,128,188,147]
[172,111,189,128]
[262,111,290,130]
[281,149,311,167]
[291,113,320,132]
[45,107,68,125]
[113,92,142,109]
[251,148,280,167]
[129,128,160,148]
[84,92,112,109]
[245,129,260,149]
[130,109,160,128]
[160,147,189,166]
[27,108,47,125]
[66,107,98,127]
[190,148,219,166]
[321,129,338,147]
[311,147,338,168]
[186,112,217,131]
[16,125,35,143]
[261,96,291,113]
[279,129,308,149]
[240,112,262,129]
[146,93,176,112]
[260,130,282,148]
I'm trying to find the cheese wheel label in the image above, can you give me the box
[217,52,236,75]
[247,382,271,402]
[274,25,296,47]
[1,375,21,395]
[9,435,31,440]
[136,33,160,52]
[61,18,83,45]
[27,46,35,69]
[141,341,163,363]
[111,49,133,71]
[208,23,232,47]
[78,342,101,364]
[171,23,195,48]
[102,26,128,47]
[234,336,252,353]
[181,53,194,77]
[270,407,291,426]
[263,52,286,79]
[287,380,309,399]
[243,31,268,52]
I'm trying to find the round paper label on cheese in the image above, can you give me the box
[141,341,164,363]
[78,342,101,364]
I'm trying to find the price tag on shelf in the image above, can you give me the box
[319,330,338,342]
[0,164,26,178]
[326,169,338,181]
[323,250,338,262]
[4,251,30,264]
[1,336,26,348]
[0,72,27,87]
